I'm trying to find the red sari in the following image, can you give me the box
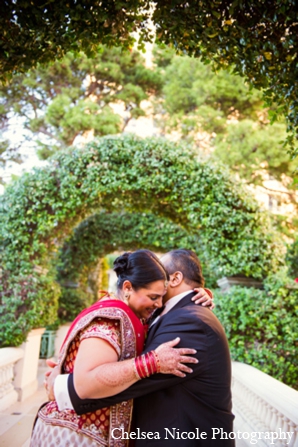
[31,295,145,447]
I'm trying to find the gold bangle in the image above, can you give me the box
[151,350,161,373]
[141,355,150,377]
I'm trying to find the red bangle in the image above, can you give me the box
[135,356,146,379]
[145,352,155,375]
[134,351,160,379]
[142,355,150,377]
[147,352,155,375]
[147,351,157,374]
[139,356,147,379]
[133,359,141,380]
[143,353,151,375]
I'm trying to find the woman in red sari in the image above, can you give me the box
[30,250,204,447]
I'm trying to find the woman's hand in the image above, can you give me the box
[44,358,59,401]
[155,337,198,378]
[192,287,215,310]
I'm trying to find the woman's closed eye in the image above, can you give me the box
[149,295,161,301]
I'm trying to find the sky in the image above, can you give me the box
[0,116,48,194]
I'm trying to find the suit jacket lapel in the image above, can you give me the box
[146,291,197,345]
[146,305,165,327]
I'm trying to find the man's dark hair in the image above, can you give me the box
[166,249,205,288]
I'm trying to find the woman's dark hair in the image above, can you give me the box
[114,249,169,290]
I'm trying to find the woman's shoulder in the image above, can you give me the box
[94,295,131,313]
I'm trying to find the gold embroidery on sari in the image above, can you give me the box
[38,303,139,446]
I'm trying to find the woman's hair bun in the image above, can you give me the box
[113,252,131,276]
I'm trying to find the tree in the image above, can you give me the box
[0,45,162,160]
[0,0,151,75]
[2,43,296,221]
[0,140,23,183]
[1,0,297,157]
[213,120,296,187]
[153,48,297,191]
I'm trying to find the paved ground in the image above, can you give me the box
[0,367,48,447]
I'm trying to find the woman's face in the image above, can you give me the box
[123,280,167,320]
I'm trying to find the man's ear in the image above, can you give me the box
[169,271,184,287]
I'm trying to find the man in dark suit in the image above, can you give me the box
[63,249,235,446]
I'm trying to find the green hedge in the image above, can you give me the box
[0,266,60,346]
[56,287,94,326]
[286,238,298,279]
[0,135,284,346]
[214,270,298,389]
[57,211,200,281]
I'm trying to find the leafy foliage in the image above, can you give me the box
[155,49,263,123]
[0,140,23,184]
[286,238,298,278]
[153,48,297,191]
[214,270,298,389]
[213,120,297,186]
[57,287,94,326]
[1,43,296,197]
[0,45,162,160]
[153,1,298,157]
[57,212,198,282]
[1,0,297,157]
[0,134,284,345]
[58,255,110,324]
[0,266,60,346]
[56,211,216,322]
[0,0,152,76]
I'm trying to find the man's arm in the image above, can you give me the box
[70,310,209,415]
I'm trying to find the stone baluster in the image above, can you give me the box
[0,348,24,411]
[232,362,298,447]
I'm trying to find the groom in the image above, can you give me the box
[50,249,234,445]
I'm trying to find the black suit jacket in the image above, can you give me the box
[68,292,235,446]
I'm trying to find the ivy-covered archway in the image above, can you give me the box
[0,135,283,346]
[57,211,203,322]
[58,211,199,281]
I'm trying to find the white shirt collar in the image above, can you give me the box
[161,290,193,316]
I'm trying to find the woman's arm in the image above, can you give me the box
[74,336,197,399]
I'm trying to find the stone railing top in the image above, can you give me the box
[26,328,45,338]
[232,361,298,424]
[217,276,263,290]
[0,347,24,368]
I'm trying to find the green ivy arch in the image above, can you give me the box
[0,134,284,346]
[58,211,199,282]
[57,211,204,322]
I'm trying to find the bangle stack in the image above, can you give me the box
[133,351,161,379]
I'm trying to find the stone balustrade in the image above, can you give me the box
[0,347,24,411]
[0,327,45,411]
[1,336,297,447]
[232,362,298,447]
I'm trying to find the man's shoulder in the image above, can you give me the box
[163,303,223,330]
[164,302,213,321]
